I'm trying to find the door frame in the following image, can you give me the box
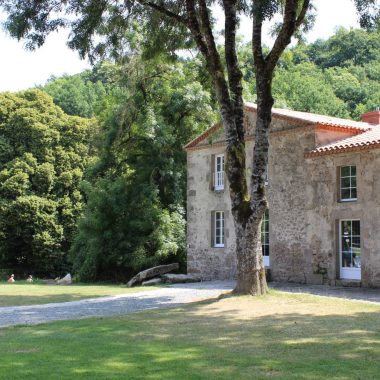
[339,219,361,280]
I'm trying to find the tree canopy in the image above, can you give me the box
[237,28,380,119]
[0,90,96,276]
[70,55,217,281]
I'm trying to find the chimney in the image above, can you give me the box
[361,108,380,125]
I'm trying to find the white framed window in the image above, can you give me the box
[214,154,224,191]
[261,209,269,266]
[340,166,357,201]
[339,219,361,280]
[214,211,225,247]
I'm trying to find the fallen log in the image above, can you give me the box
[142,278,162,286]
[127,263,179,287]
[161,273,201,284]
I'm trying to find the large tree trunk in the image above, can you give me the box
[233,74,273,295]
[183,0,305,295]
[234,218,267,294]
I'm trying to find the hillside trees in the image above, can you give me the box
[238,28,380,119]
[42,62,124,118]
[0,90,96,276]
[1,0,378,293]
[43,74,107,118]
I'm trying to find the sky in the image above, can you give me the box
[0,0,360,92]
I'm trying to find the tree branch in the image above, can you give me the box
[223,0,244,142]
[136,0,187,25]
[295,0,311,29]
[265,0,298,74]
[252,8,265,71]
[195,0,240,144]
[184,0,212,63]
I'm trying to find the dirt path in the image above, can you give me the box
[0,281,234,328]
[1,280,379,328]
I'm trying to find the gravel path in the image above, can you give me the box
[0,281,234,328]
[270,282,380,303]
[1,280,379,328]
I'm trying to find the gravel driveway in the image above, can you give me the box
[0,281,234,328]
[1,280,379,328]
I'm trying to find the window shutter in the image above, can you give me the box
[222,154,226,187]
[210,154,215,190]
[224,210,229,244]
[211,211,215,247]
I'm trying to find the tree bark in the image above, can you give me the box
[233,71,273,295]
[142,0,310,296]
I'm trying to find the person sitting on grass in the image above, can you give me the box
[7,274,15,283]
[26,275,33,283]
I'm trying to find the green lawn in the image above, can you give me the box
[0,291,379,379]
[0,282,158,307]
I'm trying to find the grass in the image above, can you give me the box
[0,291,379,379]
[0,282,159,307]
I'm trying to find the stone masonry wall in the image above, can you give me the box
[186,116,318,281]
[305,150,380,287]
[267,127,316,283]
[187,111,380,287]
[186,145,236,280]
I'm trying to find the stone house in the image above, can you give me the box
[185,103,380,287]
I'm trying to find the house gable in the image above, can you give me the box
[185,103,372,154]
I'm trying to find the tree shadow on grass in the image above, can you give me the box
[0,293,379,379]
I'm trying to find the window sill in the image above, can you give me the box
[339,198,357,202]
[213,245,225,248]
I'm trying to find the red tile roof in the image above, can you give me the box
[185,103,378,154]
[307,127,380,157]
[245,103,371,131]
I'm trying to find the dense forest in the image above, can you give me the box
[1,28,379,281]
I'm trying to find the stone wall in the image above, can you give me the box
[268,127,316,283]
[186,115,317,281]
[305,150,380,287]
[186,145,236,280]
[187,111,380,287]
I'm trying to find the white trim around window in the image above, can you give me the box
[214,211,225,247]
[340,165,357,202]
[214,154,224,191]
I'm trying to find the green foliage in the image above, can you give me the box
[43,75,105,118]
[273,62,349,118]
[307,28,380,68]
[241,28,380,119]
[70,56,216,281]
[42,62,123,118]
[71,179,185,281]
[0,90,96,276]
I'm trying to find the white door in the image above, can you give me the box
[340,220,361,280]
